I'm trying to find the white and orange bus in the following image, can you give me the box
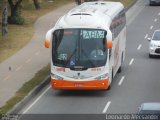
[44,1,126,90]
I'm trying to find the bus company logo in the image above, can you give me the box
[56,67,65,72]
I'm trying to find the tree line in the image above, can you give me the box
[2,0,98,38]
[2,0,41,38]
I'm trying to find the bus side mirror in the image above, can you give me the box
[148,38,151,42]
[44,39,50,48]
[44,29,54,48]
[106,40,112,49]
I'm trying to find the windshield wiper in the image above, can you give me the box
[81,49,96,67]
[64,48,77,67]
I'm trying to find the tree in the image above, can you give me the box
[2,0,8,38]
[75,0,84,5]
[8,0,24,25]
[33,0,40,10]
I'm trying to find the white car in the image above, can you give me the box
[139,103,160,114]
[150,0,160,5]
[149,30,160,58]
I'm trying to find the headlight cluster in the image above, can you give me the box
[51,73,63,80]
[150,43,158,48]
[95,73,109,80]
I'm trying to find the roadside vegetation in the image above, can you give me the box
[105,0,136,8]
[0,64,50,117]
[0,0,73,63]
[0,0,136,117]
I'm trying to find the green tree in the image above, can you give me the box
[8,0,24,25]
[33,0,40,10]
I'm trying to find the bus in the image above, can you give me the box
[44,1,126,90]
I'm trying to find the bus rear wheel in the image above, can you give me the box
[118,53,123,73]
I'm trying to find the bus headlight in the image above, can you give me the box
[51,73,63,80]
[95,73,109,80]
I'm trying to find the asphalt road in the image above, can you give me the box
[19,0,160,116]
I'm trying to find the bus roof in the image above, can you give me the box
[55,1,124,29]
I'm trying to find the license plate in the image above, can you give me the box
[75,83,84,87]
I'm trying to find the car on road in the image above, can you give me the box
[150,0,160,5]
[149,30,160,58]
[139,103,160,114]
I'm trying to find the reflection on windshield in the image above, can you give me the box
[52,29,107,68]
[153,31,160,40]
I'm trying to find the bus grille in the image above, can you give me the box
[155,48,160,54]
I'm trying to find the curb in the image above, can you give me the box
[8,75,51,114]
[126,0,137,11]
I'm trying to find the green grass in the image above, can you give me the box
[104,0,136,8]
[0,64,50,116]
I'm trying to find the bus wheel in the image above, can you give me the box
[107,85,111,90]
[149,54,153,58]
[118,53,123,73]
[118,66,121,73]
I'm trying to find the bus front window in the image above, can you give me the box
[52,29,107,68]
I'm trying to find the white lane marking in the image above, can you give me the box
[129,58,134,66]
[102,101,111,113]
[118,76,125,86]
[154,19,157,22]
[137,44,142,50]
[35,51,40,55]
[145,34,148,39]
[23,86,51,114]
[25,58,31,63]
[158,12,160,16]
[16,65,23,71]
[3,75,11,80]
[150,26,153,30]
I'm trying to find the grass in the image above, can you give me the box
[104,0,137,8]
[0,0,74,63]
[0,0,136,117]
[0,64,50,116]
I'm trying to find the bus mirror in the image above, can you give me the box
[148,38,151,42]
[44,39,50,48]
[106,40,112,49]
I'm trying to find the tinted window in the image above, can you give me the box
[152,31,160,40]
[52,29,107,68]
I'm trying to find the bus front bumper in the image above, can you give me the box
[51,79,109,90]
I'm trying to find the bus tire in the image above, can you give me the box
[107,70,113,91]
[107,85,111,90]
[118,53,123,73]
[118,66,121,73]
[149,54,153,58]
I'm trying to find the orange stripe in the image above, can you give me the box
[51,79,109,90]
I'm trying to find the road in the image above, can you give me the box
[19,0,160,116]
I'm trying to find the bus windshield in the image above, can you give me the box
[52,28,107,68]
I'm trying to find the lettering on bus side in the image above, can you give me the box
[114,39,119,68]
